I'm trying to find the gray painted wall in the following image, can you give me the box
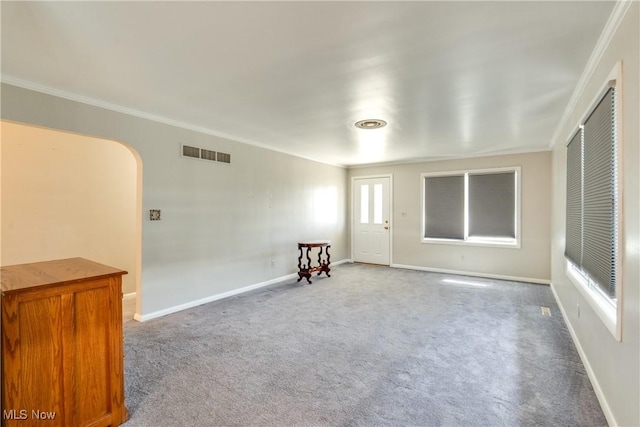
[550,3,639,426]
[349,151,552,283]
[1,84,348,318]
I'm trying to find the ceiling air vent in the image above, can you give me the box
[200,149,216,161]
[217,152,231,164]
[182,144,200,159]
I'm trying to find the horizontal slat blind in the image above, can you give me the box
[565,130,583,267]
[424,175,464,239]
[468,172,515,238]
[582,87,616,298]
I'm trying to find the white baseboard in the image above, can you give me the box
[390,263,550,285]
[134,258,352,322]
[549,283,617,427]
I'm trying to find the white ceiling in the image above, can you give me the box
[1,1,615,167]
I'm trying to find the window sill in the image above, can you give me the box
[566,262,620,341]
[421,237,520,249]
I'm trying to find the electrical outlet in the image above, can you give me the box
[460,255,465,261]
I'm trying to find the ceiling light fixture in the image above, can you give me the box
[354,119,387,129]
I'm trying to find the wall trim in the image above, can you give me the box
[549,0,633,149]
[0,77,346,169]
[123,292,137,300]
[133,259,352,322]
[549,282,617,426]
[390,263,550,285]
[348,147,551,169]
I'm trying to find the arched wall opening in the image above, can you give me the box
[1,121,142,308]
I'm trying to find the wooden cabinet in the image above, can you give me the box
[1,258,128,427]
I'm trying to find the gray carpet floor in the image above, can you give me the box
[122,263,607,426]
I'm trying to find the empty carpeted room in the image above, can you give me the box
[0,2,638,427]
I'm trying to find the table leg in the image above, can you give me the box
[304,246,312,283]
[325,245,331,277]
[317,247,323,276]
[297,245,312,284]
[297,245,309,283]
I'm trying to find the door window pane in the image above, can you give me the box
[373,184,383,224]
[360,185,369,224]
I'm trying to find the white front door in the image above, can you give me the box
[353,177,391,265]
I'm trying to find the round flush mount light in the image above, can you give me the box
[354,119,387,129]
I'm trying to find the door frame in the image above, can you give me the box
[350,174,393,265]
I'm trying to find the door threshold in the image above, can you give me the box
[353,261,390,267]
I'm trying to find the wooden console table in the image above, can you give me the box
[1,257,128,427]
[297,240,331,284]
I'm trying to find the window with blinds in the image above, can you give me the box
[565,130,583,268]
[424,175,465,239]
[468,172,516,239]
[565,86,618,300]
[422,168,519,246]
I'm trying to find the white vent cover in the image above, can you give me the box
[217,152,231,164]
[182,145,200,159]
[200,149,216,161]
[181,144,230,165]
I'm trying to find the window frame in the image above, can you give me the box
[421,166,521,248]
[564,62,623,341]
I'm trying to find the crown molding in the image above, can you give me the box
[348,147,552,170]
[0,75,346,169]
[549,0,634,148]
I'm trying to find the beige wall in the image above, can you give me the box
[1,121,139,293]
[349,151,552,283]
[549,3,639,426]
[0,84,348,319]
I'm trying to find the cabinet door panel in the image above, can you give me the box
[3,295,66,427]
[74,285,111,425]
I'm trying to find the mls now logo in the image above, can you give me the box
[3,410,27,420]
[3,409,56,420]
[32,410,57,420]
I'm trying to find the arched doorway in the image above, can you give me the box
[1,120,142,318]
